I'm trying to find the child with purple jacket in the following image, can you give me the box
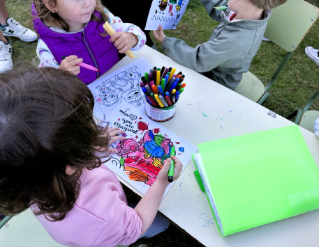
[32,0,146,84]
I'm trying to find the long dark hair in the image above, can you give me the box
[0,68,110,221]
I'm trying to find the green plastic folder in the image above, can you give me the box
[194,125,319,236]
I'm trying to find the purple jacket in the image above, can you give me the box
[32,5,119,84]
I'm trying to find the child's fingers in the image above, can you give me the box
[108,148,118,154]
[108,128,124,136]
[71,66,81,75]
[65,55,78,62]
[109,32,123,43]
[171,156,183,174]
[111,135,126,143]
[118,45,129,54]
[69,58,83,66]
[161,158,171,173]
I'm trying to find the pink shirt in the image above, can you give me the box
[31,165,143,247]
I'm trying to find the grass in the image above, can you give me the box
[4,0,319,246]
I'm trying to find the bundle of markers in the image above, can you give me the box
[140,66,186,108]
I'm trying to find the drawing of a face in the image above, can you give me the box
[96,91,119,106]
[122,89,144,107]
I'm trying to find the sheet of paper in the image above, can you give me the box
[103,101,197,197]
[145,0,189,30]
[88,58,153,123]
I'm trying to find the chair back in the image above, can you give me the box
[264,0,319,52]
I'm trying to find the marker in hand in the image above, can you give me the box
[62,56,99,72]
[103,22,135,58]
[168,145,176,182]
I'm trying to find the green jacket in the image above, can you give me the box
[162,0,271,90]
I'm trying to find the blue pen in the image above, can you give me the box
[169,82,177,94]
[158,85,164,95]
[165,91,170,98]
[175,91,180,101]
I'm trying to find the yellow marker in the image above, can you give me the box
[167,68,176,83]
[103,22,135,59]
[171,89,176,95]
[154,94,164,107]
[156,70,160,86]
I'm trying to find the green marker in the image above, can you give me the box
[168,145,176,182]
[179,87,185,94]
[145,72,148,82]
[161,78,166,92]
[214,6,228,11]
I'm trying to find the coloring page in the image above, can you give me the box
[145,0,189,30]
[103,102,197,197]
[88,58,153,123]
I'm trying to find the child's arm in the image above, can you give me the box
[200,0,230,22]
[105,9,146,52]
[36,39,59,69]
[153,25,244,73]
[134,156,182,236]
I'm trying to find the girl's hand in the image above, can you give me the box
[153,25,166,43]
[109,32,138,53]
[59,55,83,75]
[107,127,126,154]
[156,156,183,186]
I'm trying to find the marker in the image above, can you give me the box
[145,85,152,93]
[214,6,228,11]
[156,70,160,86]
[171,89,176,104]
[164,74,169,84]
[161,78,166,92]
[162,68,169,79]
[165,95,172,106]
[176,74,182,79]
[142,87,147,94]
[179,75,185,83]
[175,91,180,101]
[62,56,99,72]
[157,85,164,95]
[146,94,157,106]
[149,80,155,87]
[178,83,186,90]
[159,94,168,107]
[150,92,157,104]
[102,22,134,58]
[168,67,172,72]
[168,68,176,83]
[145,72,149,82]
[169,82,178,94]
[140,82,145,88]
[160,66,165,77]
[168,145,176,182]
[152,67,157,81]
[152,85,158,94]
[146,97,153,105]
[154,94,164,107]
[179,87,185,94]
[165,76,175,92]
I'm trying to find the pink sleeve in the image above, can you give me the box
[93,198,143,246]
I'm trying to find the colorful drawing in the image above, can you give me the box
[145,0,189,30]
[114,128,180,186]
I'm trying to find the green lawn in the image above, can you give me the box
[4,0,319,246]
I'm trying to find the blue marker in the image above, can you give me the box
[165,74,169,84]
[142,87,147,94]
[158,85,164,95]
[175,91,180,101]
[169,82,177,94]
[165,91,170,97]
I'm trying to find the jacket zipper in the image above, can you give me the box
[82,31,100,78]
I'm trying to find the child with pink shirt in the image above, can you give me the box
[0,67,182,247]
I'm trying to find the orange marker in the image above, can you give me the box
[151,85,158,94]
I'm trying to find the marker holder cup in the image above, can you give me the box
[145,100,179,122]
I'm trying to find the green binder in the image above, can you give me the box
[193,125,319,236]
